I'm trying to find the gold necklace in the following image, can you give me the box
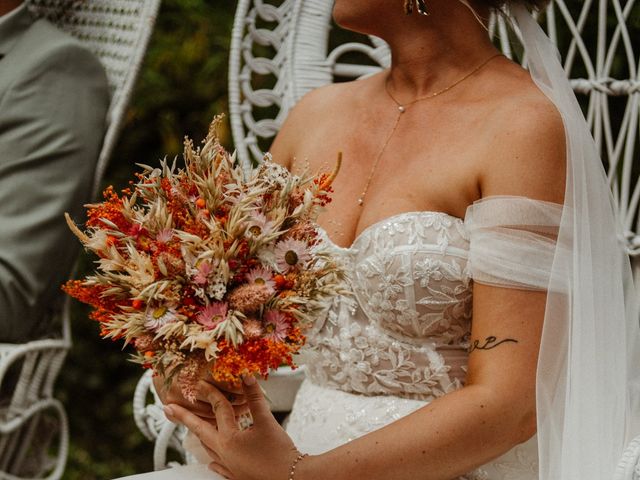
[357,53,503,207]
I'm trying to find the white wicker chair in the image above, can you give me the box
[0,2,160,479]
[135,0,640,473]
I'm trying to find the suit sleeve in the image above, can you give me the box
[0,43,110,342]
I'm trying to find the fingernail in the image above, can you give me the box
[242,374,256,386]
[164,405,175,417]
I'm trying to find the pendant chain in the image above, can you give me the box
[357,53,503,207]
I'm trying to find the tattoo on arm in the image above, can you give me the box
[467,336,519,354]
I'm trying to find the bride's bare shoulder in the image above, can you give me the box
[268,79,367,168]
[478,64,567,204]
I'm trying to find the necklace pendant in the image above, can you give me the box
[357,197,364,206]
[398,105,406,113]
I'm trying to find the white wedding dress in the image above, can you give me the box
[121,195,560,480]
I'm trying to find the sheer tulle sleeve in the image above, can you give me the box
[464,195,565,291]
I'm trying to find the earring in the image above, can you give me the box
[403,0,413,14]
[404,0,430,16]
[415,0,429,15]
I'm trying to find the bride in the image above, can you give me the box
[120,0,640,479]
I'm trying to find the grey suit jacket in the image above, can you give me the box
[0,7,110,342]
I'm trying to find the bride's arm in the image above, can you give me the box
[299,285,545,479]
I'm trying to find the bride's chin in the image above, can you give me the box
[332,1,385,35]
[332,5,361,32]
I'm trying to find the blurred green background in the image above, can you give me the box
[55,0,639,478]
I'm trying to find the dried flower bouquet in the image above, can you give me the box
[64,116,346,401]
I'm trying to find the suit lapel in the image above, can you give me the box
[0,6,34,63]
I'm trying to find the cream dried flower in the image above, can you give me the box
[245,212,275,240]
[144,306,178,332]
[275,238,311,273]
[245,267,276,291]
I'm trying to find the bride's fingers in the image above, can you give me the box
[232,403,250,418]
[159,385,216,419]
[197,390,246,407]
[196,380,245,409]
[163,400,216,419]
[187,400,218,419]
[209,461,234,479]
[204,373,245,395]
[198,382,239,433]
[242,375,273,426]
[202,443,220,462]
[164,404,219,448]
[226,393,246,406]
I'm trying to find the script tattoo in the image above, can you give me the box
[467,336,519,354]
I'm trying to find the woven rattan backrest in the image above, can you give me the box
[229,0,640,252]
[27,0,161,195]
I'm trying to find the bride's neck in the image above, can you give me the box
[383,2,498,99]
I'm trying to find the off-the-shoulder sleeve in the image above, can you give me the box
[464,196,565,291]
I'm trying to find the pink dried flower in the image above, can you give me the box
[263,310,289,343]
[156,228,174,243]
[178,357,205,404]
[194,261,213,285]
[243,318,264,339]
[228,284,273,314]
[196,302,228,330]
[246,267,276,291]
[275,238,311,273]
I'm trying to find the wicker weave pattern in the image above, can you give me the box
[0,2,160,478]
[0,332,70,480]
[615,435,640,480]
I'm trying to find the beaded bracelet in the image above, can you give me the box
[288,452,309,480]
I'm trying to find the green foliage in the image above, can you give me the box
[57,1,236,478]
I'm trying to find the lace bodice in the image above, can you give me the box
[303,211,473,401]
[302,196,563,401]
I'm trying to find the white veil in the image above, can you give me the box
[508,4,640,479]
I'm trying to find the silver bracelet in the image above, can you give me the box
[288,452,309,480]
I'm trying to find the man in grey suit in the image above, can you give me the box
[0,0,110,342]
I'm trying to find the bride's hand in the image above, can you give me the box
[164,375,302,480]
[153,373,248,420]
